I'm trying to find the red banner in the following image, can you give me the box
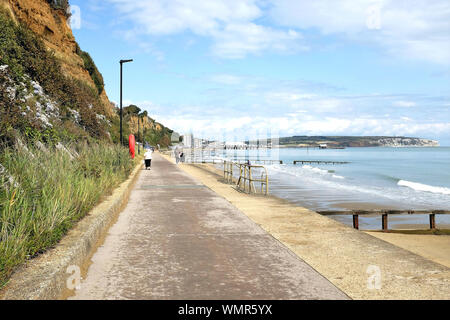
[129,134,135,159]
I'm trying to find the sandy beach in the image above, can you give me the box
[365,232,450,268]
[161,153,450,299]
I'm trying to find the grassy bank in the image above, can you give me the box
[0,143,134,288]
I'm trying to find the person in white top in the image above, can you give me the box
[144,149,153,170]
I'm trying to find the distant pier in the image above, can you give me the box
[293,160,350,165]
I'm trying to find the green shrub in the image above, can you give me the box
[46,0,70,15]
[123,104,141,116]
[77,49,105,95]
[0,142,134,288]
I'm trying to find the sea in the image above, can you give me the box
[211,147,450,230]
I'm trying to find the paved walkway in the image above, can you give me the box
[70,154,348,300]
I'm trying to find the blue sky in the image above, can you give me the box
[70,0,450,145]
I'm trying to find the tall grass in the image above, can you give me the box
[0,142,134,287]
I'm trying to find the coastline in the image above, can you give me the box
[160,154,450,299]
[202,161,450,264]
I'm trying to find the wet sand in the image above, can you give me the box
[163,156,450,299]
[333,201,405,210]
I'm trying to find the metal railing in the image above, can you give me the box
[223,161,238,184]
[317,210,450,231]
[185,158,225,164]
[223,161,269,195]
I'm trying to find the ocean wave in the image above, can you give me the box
[398,180,450,195]
[377,174,401,183]
[302,165,329,175]
[267,164,345,181]
[265,164,450,208]
[302,165,345,179]
[268,164,402,200]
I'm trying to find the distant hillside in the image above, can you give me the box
[0,0,173,147]
[121,104,174,147]
[278,136,439,148]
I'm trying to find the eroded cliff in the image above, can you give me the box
[0,0,174,147]
[1,0,112,114]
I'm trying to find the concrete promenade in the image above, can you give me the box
[71,154,348,300]
[174,161,450,299]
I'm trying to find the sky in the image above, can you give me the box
[70,0,450,145]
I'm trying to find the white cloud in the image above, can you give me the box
[127,73,450,141]
[265,90,345,112]
[265,92,317,101]
[155,112,450,140]
[107,0,305,58]
[108,0,262,35]
[394,101,416,107]
[102,0,450,63]
[211,24,304,58]
[135,96,449,141]
[209,74,243,85]
[269,0,450,65]
[105,0,449,62]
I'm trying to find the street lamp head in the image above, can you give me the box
[120,59,133,64]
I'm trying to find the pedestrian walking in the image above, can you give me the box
[180,151,185,163]
[144,148,153,170]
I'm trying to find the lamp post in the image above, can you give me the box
[138,115,141,155]
[119,59,133,145]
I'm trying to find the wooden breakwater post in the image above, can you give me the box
[429,213,436,229]
[317,210,450,232]
[352,215,359,230]
[382,214,388,231]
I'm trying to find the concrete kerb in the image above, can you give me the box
[0,162,143,300]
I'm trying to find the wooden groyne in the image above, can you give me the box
[317,210,450,231]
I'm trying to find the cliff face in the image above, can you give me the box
[0,0,112,115]
[279,136,440,148]
[376,137,439,147]
[0,0,174,146]
[126,113,173,147]
[128,115,160,134]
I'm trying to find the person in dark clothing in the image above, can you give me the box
[144,149,153,170]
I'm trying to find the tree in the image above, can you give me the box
[47,0,70,14]
[123,105,141,115]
